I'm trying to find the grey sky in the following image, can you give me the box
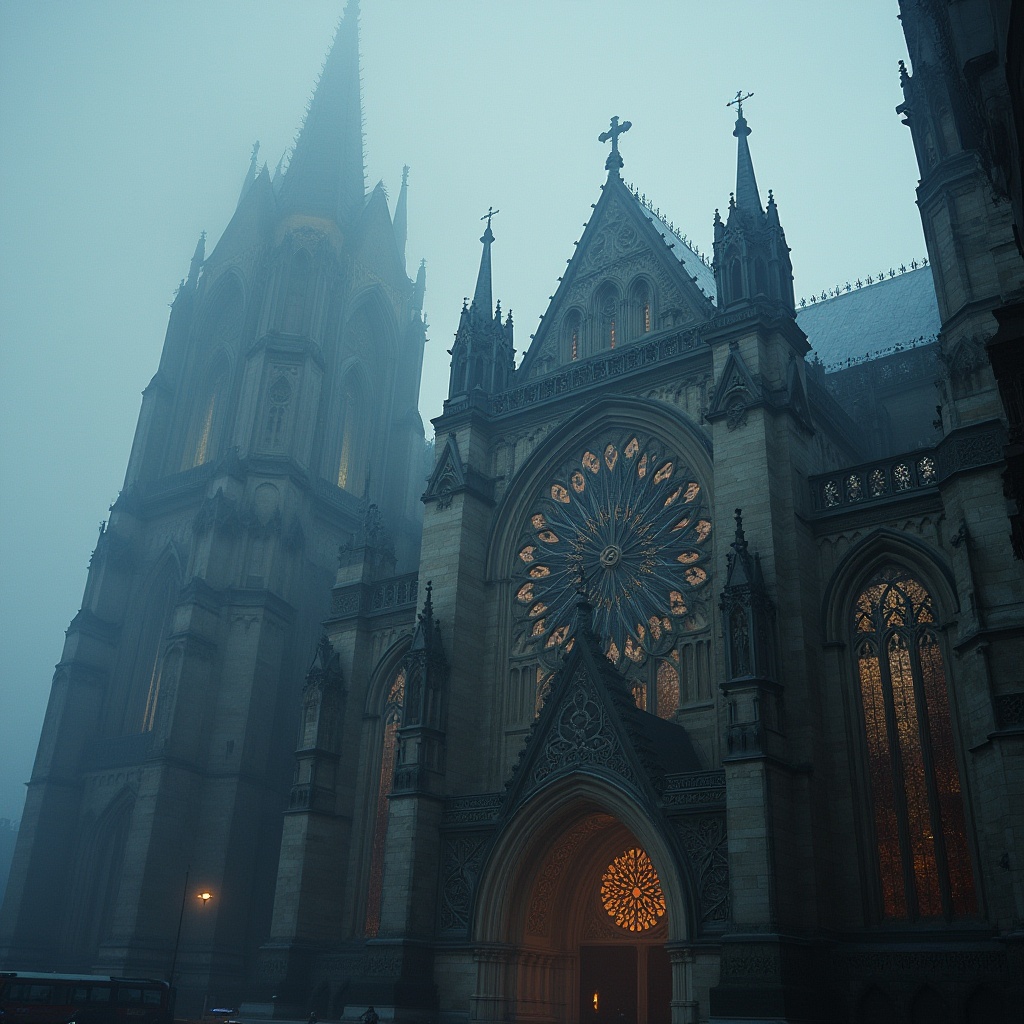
[0,1,921,822]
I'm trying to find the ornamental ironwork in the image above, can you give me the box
[512,434,712,668]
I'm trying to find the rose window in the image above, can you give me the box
[513,435,711,667]
[600,847,666,931]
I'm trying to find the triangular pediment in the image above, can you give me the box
[423,433,465,507]
[519,174,718,378]
[707,344,762,422]
[501,623,669,816]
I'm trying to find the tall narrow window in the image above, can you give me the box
[595,284,619,352]
[282,250,311,334]
[336,380,365,494]
[193,394,216,467]
[572,325,579,360]
[365,667,405,937]
[853,567,976,920]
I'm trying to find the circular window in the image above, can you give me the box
[512,434,711,666]
[600,847,666,931]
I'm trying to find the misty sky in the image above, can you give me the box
[0,1,924,823]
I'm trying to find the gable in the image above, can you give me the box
[520,176,718,379]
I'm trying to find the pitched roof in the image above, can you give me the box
[795,266,940,369]
[634,200,718,301]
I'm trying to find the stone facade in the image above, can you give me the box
[2,4,1023,1024]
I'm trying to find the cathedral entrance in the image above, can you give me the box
[579,944,671,1024]
[470,780,690,1024]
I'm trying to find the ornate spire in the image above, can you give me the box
[393,164,409,269]
[599,115,632,176]
[186,231,205,287]
[472,207,498,316]
[727,91,763,215]
[237,140,260,208]
[279,0,364,222]
[413,258,426,312]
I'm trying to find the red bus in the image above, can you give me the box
[0,973,172,1024]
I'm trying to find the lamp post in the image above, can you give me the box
[168,868,215,998]
[168,865,190,990]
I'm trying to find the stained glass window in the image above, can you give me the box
[512,435,711,691]
[364,667,405,937]
[600,847,666,931]
[853,568,976,920]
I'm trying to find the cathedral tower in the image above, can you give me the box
[0,2,426,1008]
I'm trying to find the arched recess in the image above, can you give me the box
[180,347,235,471]
[562,308,584,362]
[113,552,182,736]
[485,398,716,739]
[64,787,135,962]
[331,360,374,496]
[471,774,696,1024]
[628,276,655,340]
[357,637,412,938]
[592,281,621,352]
[820,529,977,924]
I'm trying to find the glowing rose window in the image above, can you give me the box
[512,434,711,673]
[600,847,666,932]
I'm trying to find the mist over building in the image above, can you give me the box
[1,2,1022,1022]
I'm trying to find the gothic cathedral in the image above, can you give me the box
[2,3,1023,1024]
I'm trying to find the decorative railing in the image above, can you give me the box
[809,421,1005,515]
[812,450,939,513]
[447,325,707,419]
[330,571,419,619]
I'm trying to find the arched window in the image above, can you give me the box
[852,567,975,920]
[364,666,405,937]
[629,279,652,338]
[336,376,366,494]
[282,249,312,334]
[261,374,293,451]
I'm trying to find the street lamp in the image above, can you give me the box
[169,868,215,994]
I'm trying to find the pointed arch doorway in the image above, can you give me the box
[470,781,694,1024]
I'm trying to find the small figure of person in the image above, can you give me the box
[360,1008,379,1024]
[308,1012,317,1024]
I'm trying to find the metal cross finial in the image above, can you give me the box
[727,90,754,118]
[598,115,632,173]
[481,206,500,228]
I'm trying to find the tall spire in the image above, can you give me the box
[472,207,498,316]
[393,165,409,269]
[279,0,365,222]
[237,141,260,208]
[186,231,205,287]
[728,91,763,214]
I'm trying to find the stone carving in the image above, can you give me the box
[526,814,614,935]
[442,793,503,826]
[533,668,637,788]
[660,770,727,809]
[675,814,730,925]
[994,691,1024,727]
[439,834,489,933]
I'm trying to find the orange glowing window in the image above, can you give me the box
[853,568,976,921]
[600,847,666,931]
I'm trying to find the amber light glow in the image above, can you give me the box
[854,568,976,920]
[600,847,666,931]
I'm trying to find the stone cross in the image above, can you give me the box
[599,115,632,173]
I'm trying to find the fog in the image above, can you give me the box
[0,0,922,822]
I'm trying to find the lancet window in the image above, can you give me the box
[261,374,293,451]
[364,666,405,938]
[282,249,312,335]
[852,567,975,920]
